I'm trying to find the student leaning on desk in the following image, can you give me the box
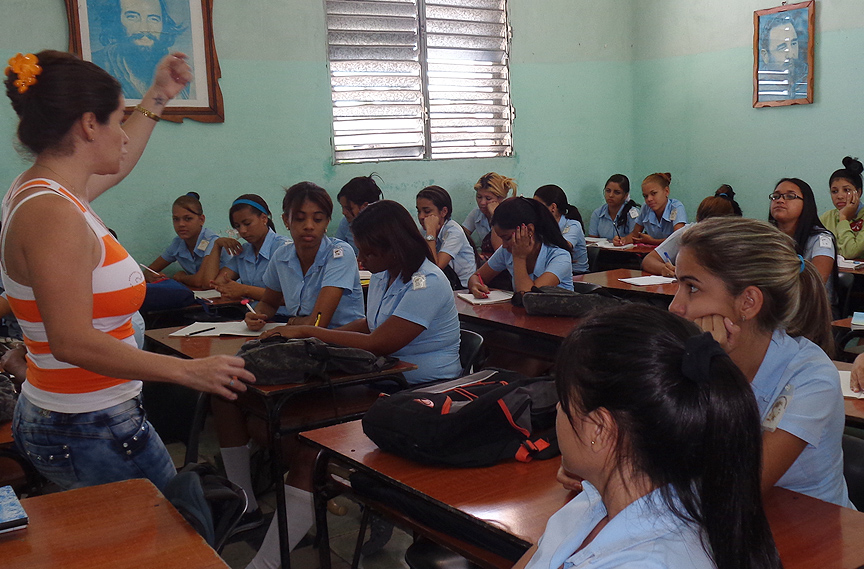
[517,305,781,569]
[820,156,864,259]
[667,217,852,508]
[1,50,253,492]
[587,174,639,241]
[468,197,574,296]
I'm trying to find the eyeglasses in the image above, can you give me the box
[768,192,804,201]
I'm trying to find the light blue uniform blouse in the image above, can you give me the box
[487,243,574,291]
[160,227,219,275]
[462,207,491,245]
[261,236,364,328]
[751,329,853,508]
[366,259,461,384]
[803,228,837,302]
[334,217,358,255]
[437,219,476,287]
[223,229,292,316]
[526,481,713,569]
[588,203,638,240]
[635,198,688,240]
[558,217,589,274]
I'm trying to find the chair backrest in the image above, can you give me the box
[842,433,864,510]
[459,329,484,376]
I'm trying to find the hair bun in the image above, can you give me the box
[663,172,672,183]
[186,191,201,200]
[843,156,864,177]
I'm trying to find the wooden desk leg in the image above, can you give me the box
[312,449,333,569]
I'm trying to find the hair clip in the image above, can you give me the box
[6,53,42,94]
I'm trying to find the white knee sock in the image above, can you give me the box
[220,444,258,512]
[245,485,314,569]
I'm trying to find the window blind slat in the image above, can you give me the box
[326,0,511,163]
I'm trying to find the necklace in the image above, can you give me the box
[31,163,78,196]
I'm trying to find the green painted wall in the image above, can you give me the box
[0,0,634,263]
[630,0,864,220]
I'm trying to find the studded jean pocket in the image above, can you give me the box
[19,440,76,488]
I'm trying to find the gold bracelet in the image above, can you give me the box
[134,104,161,122]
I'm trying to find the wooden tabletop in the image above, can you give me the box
[303,420,864,569]
[0,478,229,569]
[145,326,250,359]
[575,268,680,296]
[587,243,655,255]
[455,296,579,341]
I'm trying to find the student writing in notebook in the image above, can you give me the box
[213,182,363,533]
[145,191,219,288]
[587,174,639,240]
[533,184,589,274]
[199,194,290,311]
[518,305,780,569]
[468,197,574,297]
[641,193,739,277]
[334,174,383,255]
[614,172,686,246]
[416,185,476,289]
[667,217,852,508]
[244,200,460,568]
[2,50,252,492]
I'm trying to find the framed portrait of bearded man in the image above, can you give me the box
[753,1,814,108]
[65,0,224,122]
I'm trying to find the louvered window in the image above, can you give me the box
[325,0,513,164]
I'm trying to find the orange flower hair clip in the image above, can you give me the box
[5,53,42,94]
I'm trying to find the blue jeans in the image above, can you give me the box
[13,394,176,491]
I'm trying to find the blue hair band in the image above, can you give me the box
[798,254,805,274]
[232,199,269,216]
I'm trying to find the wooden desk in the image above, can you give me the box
[145,326,414,569]
[576,268,679,297]
[0,478,228,569]
[834,360,864,428]
[455,296,578,341]
[303,420,864,569]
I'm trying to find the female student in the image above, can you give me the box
[669,217,852,508]
[614,172,687,246]
[416,185,476,288]
[462,172,517,261]
[334,174,383,255]
[468,197,574,296]
[244,200,461,568]
[769,178,837,288]
[146,192,219,287]
[519,305,781,569]
[215,182,364,534]
[199,194,290,309]
[3,50,252,492]
[533,184,589,274]
[641,194,738,277]
[819,156,864,259]
[587,174,639,240]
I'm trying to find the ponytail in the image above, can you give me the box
[556,305,781,569]
[789,259,835,355]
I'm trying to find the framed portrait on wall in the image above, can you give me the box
[753,1,815,108]
[65,0,224,122]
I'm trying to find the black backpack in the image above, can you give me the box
[236,336,398,385]
[361,369,559,467]
[521,284,625,317]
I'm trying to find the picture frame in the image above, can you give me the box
[753,1,815,108]
[65,0,224,122]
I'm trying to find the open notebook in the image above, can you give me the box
[456,290,513,305]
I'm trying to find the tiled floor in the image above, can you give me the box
[166,416,412,569]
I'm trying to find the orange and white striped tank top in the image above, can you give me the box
[1,178,145,413]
